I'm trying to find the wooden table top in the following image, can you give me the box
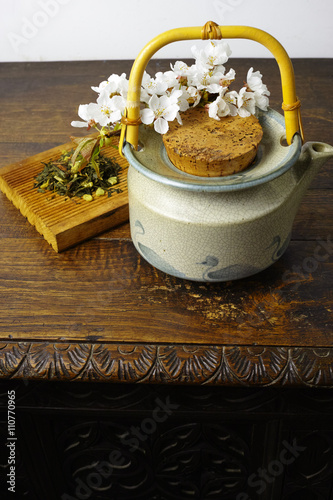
[0,58,332,387]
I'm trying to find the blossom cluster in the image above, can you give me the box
[71,40,270,135]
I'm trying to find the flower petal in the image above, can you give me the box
[71,121,89,128]
[140,108,155,125]
[147,94,159,111]
[208,100,219,120]
[238,107,251,118]
[254,92,269,111]
[162,103,179,121]
[154,117,169,134]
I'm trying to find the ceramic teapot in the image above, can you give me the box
[120,22,333,282]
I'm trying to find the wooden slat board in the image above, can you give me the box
[0,136,129,252]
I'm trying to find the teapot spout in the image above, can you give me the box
[293,141,333,191]
[307,141,333,162]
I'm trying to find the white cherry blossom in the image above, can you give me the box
[219,68,236,87]
[191,40,232,69]
[104,94,126,123]
[140,90,182,134]
[141,71,168,96]
[245,68,270,111]
[105,73,128,98]
[92,93,125,126]
[188,66,225,91]
[72,40,270,136]
[71,93,126,129]
[160,70,178,90]
[91,73,128,96]
[173,85,201,112]
[71,102,100,128]
[246,67,270,95]
[237,87,256,117]
[170,60,192,77]
[208,89,238,120]
[182,86,201,109]
[208,97,229,120]
[140,71,171,104]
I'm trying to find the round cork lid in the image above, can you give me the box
[162,106,263,177]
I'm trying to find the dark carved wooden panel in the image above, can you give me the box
[57,420,254,499]
[1,381,333,499]
[279,428,333,499]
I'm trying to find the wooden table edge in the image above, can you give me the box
[0,340,332,387]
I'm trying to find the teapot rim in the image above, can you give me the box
[124,108,302,193]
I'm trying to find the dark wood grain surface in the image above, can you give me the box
[0,59,332,385]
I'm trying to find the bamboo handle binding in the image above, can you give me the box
[120,22,303,156]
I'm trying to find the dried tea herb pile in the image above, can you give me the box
[34,145,122,202]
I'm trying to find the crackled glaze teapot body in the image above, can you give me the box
[125,111,333,282]
[121,25,333,282]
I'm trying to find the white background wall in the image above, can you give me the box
[1,0,332,62]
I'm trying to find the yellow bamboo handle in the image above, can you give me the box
[120,24,302,154]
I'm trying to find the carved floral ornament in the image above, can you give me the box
[0,342,332,387]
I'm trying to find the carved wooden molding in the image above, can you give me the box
[0,342,332,387]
